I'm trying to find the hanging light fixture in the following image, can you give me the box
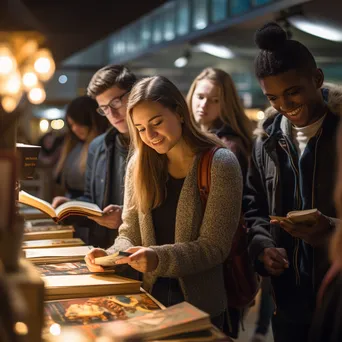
[0,32,55,113]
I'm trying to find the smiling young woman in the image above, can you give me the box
[85,75,243,330]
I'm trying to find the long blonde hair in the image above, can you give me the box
[186,67,253,154]
[127,76,224,214]
[330,121,342,264]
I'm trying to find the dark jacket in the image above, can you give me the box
[77,128,129,248]
[212,125,250,181]
[244,85,341,324]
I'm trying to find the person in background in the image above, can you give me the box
[187,68,255,337]
[54,95,108,199]
[85,75,242,330]
[187,67,253,180]
[244,22,341,342]
[52,65,136,248]
[38,131,64,167]
[309,119,342,342]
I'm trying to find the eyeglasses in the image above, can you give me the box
[96,91,130,116]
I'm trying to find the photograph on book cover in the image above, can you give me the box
[0,152,17,231]
[44,293,162,328]
[36,261,91,276]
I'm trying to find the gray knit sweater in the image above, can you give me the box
[107,148,242,316]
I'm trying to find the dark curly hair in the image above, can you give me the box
[254,22,317,79]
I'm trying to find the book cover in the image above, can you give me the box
[43,273,141,300]
[98,301,212,341]
[25,245,93,264]
[24,224,74,233]
[22,238,84,249]
[16,143,40,180]
[43,293,162,340]
[36,261,91,276]
[19,190,103,222]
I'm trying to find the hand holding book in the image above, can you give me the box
[84,248,108,273]
[270,209,333,246]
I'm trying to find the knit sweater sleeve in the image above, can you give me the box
[150,148,243,278]
[106,158,141,254]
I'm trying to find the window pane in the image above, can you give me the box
[140,19,152,49]
[164,3,176,41]
[230,0,250,15]
[193,0,208,30]
[177,0,190,36]
[153,15,163,44]
[252,0,272,5]
[211,0,228,23]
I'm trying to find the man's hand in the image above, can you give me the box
[115,247,159,273]
[259,247,289,276]
[84,248,108,273]
[271,211,332,246]
[51,196,70,208]
[88,204,123,229]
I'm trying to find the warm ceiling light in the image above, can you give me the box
[33,48,55,81]
[1,96,19,113]
[196,43,234,59]
[0,45,16,75]
[28,84,46,104]
[22,70,38,89]
[39,119,49,133]
[51,119,65,130]
[288,15,342,42]
[4,71,21,95]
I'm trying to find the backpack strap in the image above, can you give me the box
[198,147,222,207]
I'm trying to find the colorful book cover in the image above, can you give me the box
[35,261,91,276]
[44,293,162,336]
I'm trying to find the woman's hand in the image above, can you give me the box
[115,247,159,273]
[51,196,70,209]
[88,204,123,229]
[84,248,108,272]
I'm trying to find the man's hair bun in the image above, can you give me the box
[254,22,287,51]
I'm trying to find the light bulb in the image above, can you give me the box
[33,48,55,81]
[23,71,38,89]
[28,85,46,104]
[0,45,16,75]
[1,96,19,113]
[39,119,49,133]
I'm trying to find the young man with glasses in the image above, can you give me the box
[52,65,137,248]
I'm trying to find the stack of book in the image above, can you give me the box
[44,301,229,341]
[25,245,93,264]
[23,224,75,241]
[22,238,84,249]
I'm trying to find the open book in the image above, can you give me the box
[270,208,318,225]
[19,190,103,222]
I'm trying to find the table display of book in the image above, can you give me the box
[43,273,141,300]
[44,301,228,342]
[35,261,92,276]
[19,190,103,222]
[22,238,84,249]
[24,224,75,241]
[25,245,93,264]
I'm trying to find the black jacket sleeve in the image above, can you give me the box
[243,139,276,276]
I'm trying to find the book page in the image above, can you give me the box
[19,190,56,218]
[25,246,93,259]
[55,201,103,217]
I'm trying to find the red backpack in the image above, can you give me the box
[198,147,260,308]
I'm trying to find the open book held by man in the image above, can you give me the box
[19,190,103,222]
